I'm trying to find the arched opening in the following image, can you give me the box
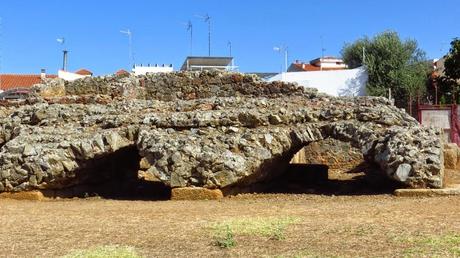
[42,146,171,200]
[249,138,404,195]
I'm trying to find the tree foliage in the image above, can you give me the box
[437,38,460,104]
[341,31,431,108]
[444,38,460,81]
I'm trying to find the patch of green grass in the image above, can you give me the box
[62,245,142,258]
[211,216,300,244]
[401,233,460,257]
[214,225,236,249]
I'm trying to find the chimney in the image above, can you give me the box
[40,69,46,80]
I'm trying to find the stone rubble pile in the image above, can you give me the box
[0,71,445,194]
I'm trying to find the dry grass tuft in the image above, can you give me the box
[62,245,142,258]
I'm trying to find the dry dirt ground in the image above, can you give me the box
[1,194,460,258]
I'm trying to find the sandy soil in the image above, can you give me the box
[1,194,460,258]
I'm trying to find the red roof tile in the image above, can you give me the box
[75,69,93,76]
[115,69,130,76]
[0,74,57,91]
[290,63,345,72]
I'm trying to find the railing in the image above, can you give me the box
[187,65,239,71]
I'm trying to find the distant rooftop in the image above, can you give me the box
[288,56,347,72]
[0,73,57,91]
[180,56,236,71]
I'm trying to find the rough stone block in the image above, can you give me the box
[444,148,458,169]
[0,191,45,201]
[171,187,223,200]
[394,186,460,197]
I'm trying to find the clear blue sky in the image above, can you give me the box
[0,0,458,75]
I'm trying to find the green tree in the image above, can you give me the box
[444,38,460,81]
[437,38,460,103]
[341,31,431,109]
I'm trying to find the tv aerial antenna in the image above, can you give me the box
[120,29,134,68]
[195,13,212,56]
[183,20,193,55]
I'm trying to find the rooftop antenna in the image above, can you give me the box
[227,41,232,57]
[228,41,234,70]
[120,29,134,68]
[183,20,193,55]
[195,13,211,56]
[320,36,326,71]
[56,37,68,71]
[273,45,288,73]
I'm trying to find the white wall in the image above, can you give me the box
[58,70,90,81]
[132,66,173,75]
[268,66,368,97]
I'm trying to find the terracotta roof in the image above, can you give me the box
[75,69,93,76]
[0,74,57,91]
[115,69,130,76]
[289,63,346,72]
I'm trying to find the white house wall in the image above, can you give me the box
[58,70,90,81]
[268,67,368,97]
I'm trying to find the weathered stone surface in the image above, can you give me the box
[394,185,460,197]
[171,187,223,200]
[444,143,459,169]
[0,191,45,201]
[0,71,446,195]
[291,138,364,171]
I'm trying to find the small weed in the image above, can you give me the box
[269,224,286,241]
[214,225,236,249]
[62,245,142,258]
[210,216,300,247]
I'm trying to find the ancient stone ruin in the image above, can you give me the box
[0,71,445,199]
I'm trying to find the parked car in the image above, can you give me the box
[0,88,31,100]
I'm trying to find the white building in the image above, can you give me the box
[180,56,237,71]
[58,69,93,81]
[288,56,348,72]
[132,64,173,75]
[268,66,368,97]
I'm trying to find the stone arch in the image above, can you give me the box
[135,122,444,195]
